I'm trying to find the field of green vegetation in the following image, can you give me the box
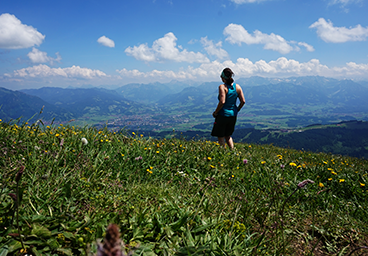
[1,119,368,255]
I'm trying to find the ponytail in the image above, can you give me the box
[221,68,234,84]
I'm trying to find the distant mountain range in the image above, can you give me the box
[0,76,367,129]
[145,120,368,159]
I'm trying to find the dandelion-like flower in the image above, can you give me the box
[81,138,88,145]
[297,179,315,189]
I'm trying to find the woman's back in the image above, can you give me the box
[219,83,238,117]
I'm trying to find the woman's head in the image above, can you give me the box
[221,68,234,84]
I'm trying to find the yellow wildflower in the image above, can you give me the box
[318,182,324,188]
[339,179,345,183]
[360,183,365,187]
[261,161,266,164]
[289,162,297,166]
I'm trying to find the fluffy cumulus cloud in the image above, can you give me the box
[200,37,229,60]
[310,18,368,43]
[0,13,45,49]
[27,48,61,64]
[223,24,314,54]
[117,58,368,82]
[97,36,115,48]
[125,32,210,63]
[5,64,107,79]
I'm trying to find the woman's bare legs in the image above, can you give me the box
[218,136,234,149]
[225,136,234,149]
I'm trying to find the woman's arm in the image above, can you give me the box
[213,85,226,117]
[236,84,246,112]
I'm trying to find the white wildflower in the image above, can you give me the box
[81,137,88,145]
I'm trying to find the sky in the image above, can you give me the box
[1,0,368,90]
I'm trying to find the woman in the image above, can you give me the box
[211,68,245,149]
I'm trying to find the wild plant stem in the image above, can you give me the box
[345,246,368,256]
[16,183,25,250]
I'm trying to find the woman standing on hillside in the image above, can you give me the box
[211,68,245,149]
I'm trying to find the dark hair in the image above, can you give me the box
[221,68,234,84]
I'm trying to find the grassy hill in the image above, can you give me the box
[0,119,367,255]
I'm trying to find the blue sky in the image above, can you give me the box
[1,0,368,90]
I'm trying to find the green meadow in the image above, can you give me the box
[0,120,367,255]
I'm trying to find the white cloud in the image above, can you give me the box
[97,36,115,48]
[297,42,315,52]
[125,32,210,63]
[200,37,229,60]
[27,48,61,64]
[0,13,45,49]
[116,58,368,82]
[328,0,362,6]
[6,64,107,79]
[310,18,368,43]
[224,24,312,54]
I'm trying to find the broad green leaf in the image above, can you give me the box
[7,239,22,253]
[46,238,59,250]
[0,245,9,256]
[31,224,52,238]
[31,247,42,256]
[62,232,74,240]
[56,248,73,256]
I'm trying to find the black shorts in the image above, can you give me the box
[211,115,237,137]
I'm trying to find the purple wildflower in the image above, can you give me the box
[135,156,143,161]
[280,164,285,169]
[243,159,248,164]
[15,166,25,183]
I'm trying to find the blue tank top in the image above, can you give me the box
[219,83,238,117]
